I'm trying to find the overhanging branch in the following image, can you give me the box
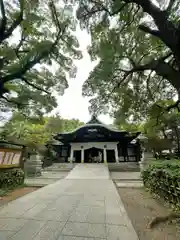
[111,71,132,94]
[1,95,27,107]
[2,26,66,84]
[139,24,161,38]
[165,0,175,13]
[126,53,180,90]
[135,0,178,51]
[110,2,128,16]
[0,0,6,35]
[167,100,180,112]
[153,99,180,126]
[0,0,24,43]
[21,77,50,94]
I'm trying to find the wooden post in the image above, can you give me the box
[103,147,107,163]
[115,146,119,163]
[81,146,84,163]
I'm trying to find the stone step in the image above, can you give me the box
[108,162,140,172]
[115,181,143,188]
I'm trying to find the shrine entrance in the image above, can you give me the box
[84,147,103,163]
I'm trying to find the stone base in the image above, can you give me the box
[24,154,43,177]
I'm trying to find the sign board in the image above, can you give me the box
[0,148,22,168]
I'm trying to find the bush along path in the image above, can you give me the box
[0,168,25,198]
[142,160,180,227]
[0,168,24,189]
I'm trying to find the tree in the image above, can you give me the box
[0,0,81,117]
[44,116,84,133]
[76,0,179,120]
[144,100,180,151]
[114,118,143,132]
[146,137,172,154]
[61,118,84,132]
[1,113,85,147]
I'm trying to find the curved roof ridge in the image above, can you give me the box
[86,115,103,125]
[58,123,127,135]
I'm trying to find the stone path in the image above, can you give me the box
[0,164,139,239]
[25,171,68,187]
[66,164,110,179]
[110,172,141,181]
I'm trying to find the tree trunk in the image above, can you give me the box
[173,126,180,152]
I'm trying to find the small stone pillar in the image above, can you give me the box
[24,153,43,177]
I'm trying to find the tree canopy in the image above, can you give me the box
[0,112,84,147]
[76,0,179,121]
[0,0,81,117]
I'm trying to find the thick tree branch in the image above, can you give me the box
[49,0,67,46]
[165,0,175,13]
[2,25,66,84]
[0,0,24,43]
[167,100,180,112]
[0,0,6,35]
[93,0,129,16]
[2,52,49,83]
[153,99,180,127]
[22,77,50,94]
[1,95,27,107]
[110,2,128,16]
[135,0,179,51]
[139,24,161,38]
[110,52,180,97]
[128,53,180,90]
[111,71,132,94]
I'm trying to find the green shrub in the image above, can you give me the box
[142,160,180,208]
[0,168,25,189]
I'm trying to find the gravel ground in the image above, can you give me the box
[118,187,180,240]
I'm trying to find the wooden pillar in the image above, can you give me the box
[81,146,84,163]
[103,147,107,163]
[70,147,74,163]
[115,146,119,163]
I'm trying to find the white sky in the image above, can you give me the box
[7,26,113,125]
[55,27,113,124]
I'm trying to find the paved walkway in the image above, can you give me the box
[0,164,139,240]
[66,164,110,179]
[25,171,69,187]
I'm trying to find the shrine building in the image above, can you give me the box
[54,116,141,163]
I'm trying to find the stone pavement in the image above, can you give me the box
[110,172,141,181]
[0,164,139,240]
[25,171,69,187]
[66,164,110,179]
[111,171,143,188]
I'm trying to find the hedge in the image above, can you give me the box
[0,168,25,189]
[142,160,180,208]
